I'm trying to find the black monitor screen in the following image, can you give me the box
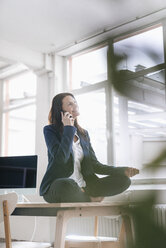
[0,155,37,188]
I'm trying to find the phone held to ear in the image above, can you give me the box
[62,111,73,118]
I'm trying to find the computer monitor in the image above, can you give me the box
[0,155,37,197]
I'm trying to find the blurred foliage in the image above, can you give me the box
[144,149,166,171]
[107,45,166,247]
[107,45,164,95]
[127,194,166,248]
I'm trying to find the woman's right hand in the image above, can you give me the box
[61,112,74,126]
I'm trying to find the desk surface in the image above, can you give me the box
[13,201,131,217]
[16,201,131,208]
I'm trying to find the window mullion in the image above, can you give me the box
[106,41,116,165]
[71,81,107,96]
[162,19,166,103]
[0,80,3,155]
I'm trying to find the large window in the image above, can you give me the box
[76,89,107,164]
[68,45,108,90]
[68,46,109,164]
[113,25,166,177]
[114,25,164,71]
[2,71,37,156]
[68,23,166,181]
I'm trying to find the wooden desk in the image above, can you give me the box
[12,202,133,248]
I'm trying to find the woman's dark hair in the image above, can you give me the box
[48,92,85,135]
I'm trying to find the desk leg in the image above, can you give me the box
[120,215,133,248]
[54,210,70,248]
[3,201,12,248]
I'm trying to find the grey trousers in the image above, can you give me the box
[43,174,131,203]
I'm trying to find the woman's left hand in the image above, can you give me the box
[125,167,139,177]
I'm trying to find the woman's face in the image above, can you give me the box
[62,95,80,119]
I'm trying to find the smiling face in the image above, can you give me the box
[62,95,80,119]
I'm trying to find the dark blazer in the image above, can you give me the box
[40,124,127,196]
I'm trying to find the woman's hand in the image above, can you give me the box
[125,167,139,177]
[61,112,74,126]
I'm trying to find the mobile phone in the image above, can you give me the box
[62,111,73,118]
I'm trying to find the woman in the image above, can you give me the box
[40,93,139,203]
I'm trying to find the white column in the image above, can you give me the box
[35,71,55,190]
[35,55,71,175]
[33,54,68,242]
[54,54,68,93]
[119,96,130,165]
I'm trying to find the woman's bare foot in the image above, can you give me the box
[125,167,139,177]
[90,196,104,202]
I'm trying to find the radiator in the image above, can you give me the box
[66,216,121,238]
[154,205,166,230]
[66,205,166,238]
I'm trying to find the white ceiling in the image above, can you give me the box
[0,0,166,54]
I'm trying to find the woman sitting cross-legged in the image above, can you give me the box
[40,93,139,203]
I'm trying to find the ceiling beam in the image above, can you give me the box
[0,63,28,79]
[0,40,44,70]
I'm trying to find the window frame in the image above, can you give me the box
[112,23,166,182]
[67,44,115,165]
[0,71,37,156]
[66,20,166,184]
